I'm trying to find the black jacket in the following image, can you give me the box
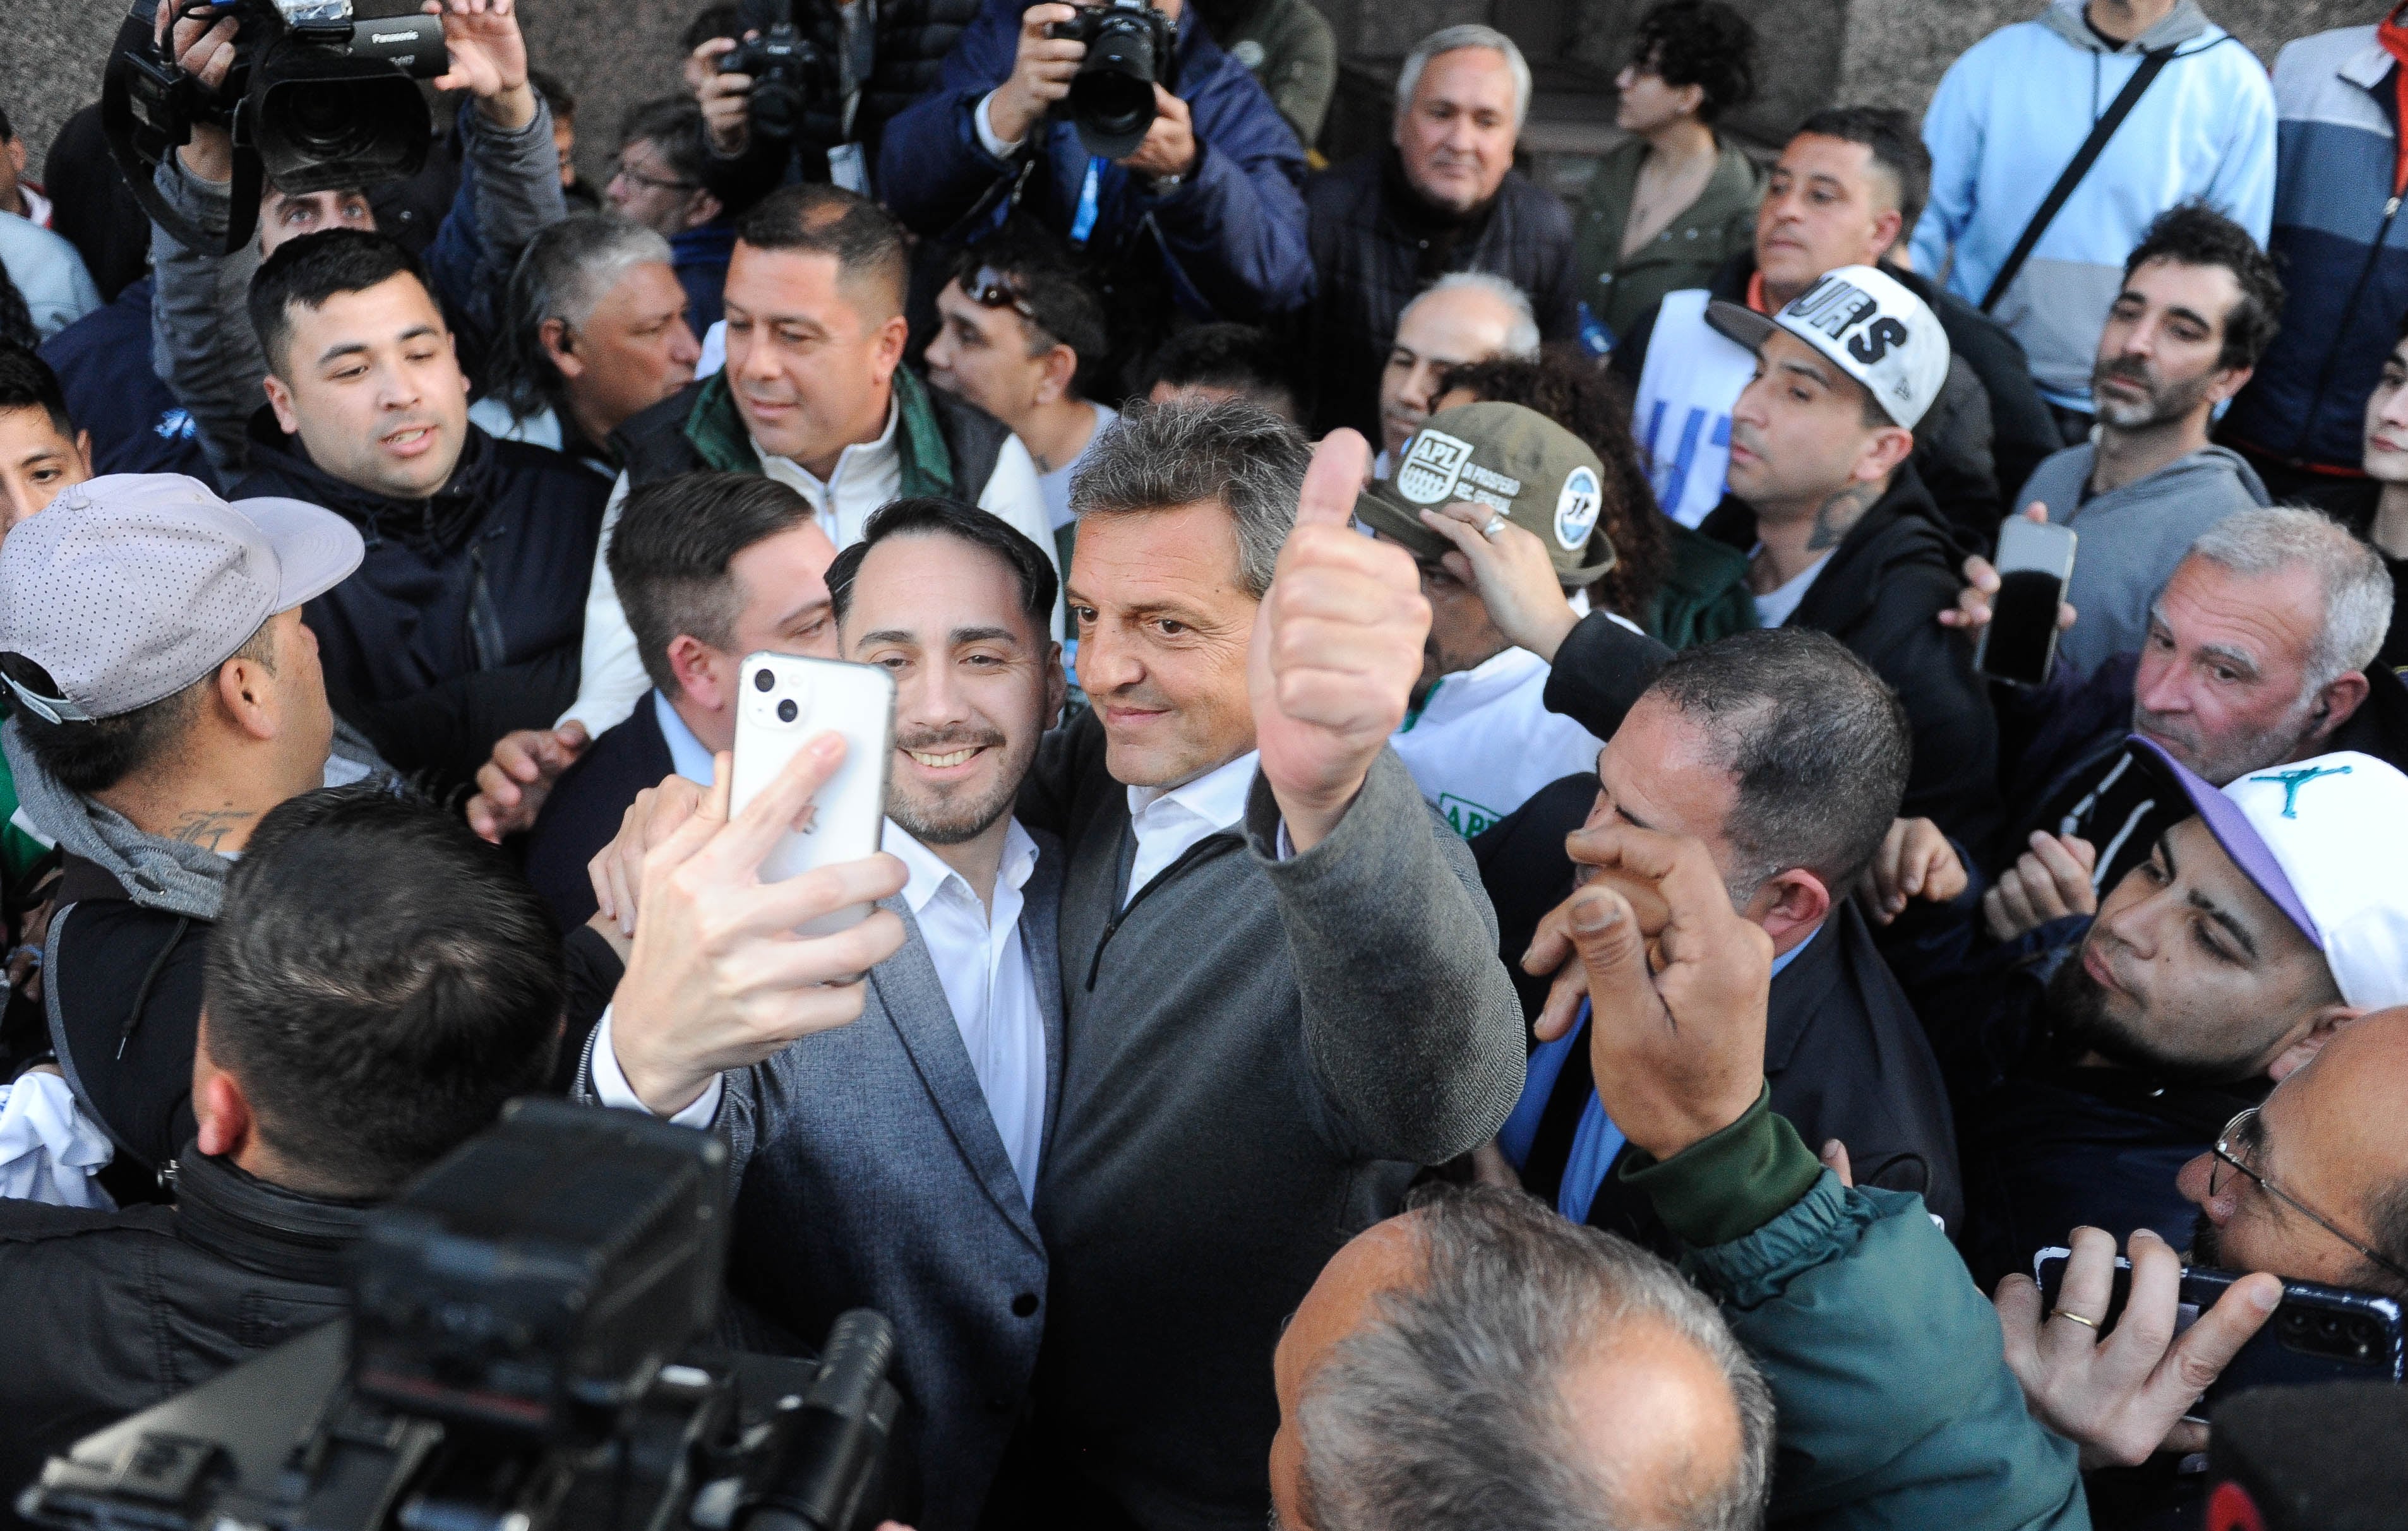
[1303,150,1580,439]
[1697,467,2003,848]
[231,420,605,793]
[524,694,676,932]
[1613,252,2061,559]
[0,1150,362,1521]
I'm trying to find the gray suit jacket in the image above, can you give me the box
[578,830,1064,1531]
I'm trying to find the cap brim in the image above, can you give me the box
[1705,299,1776,354]
[1352,484,1452,561]
[2128,736,2323,947]
[231,496,366,612]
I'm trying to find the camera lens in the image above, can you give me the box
[755,669,776,692]
[777,698,798,723]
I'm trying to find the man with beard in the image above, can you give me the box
[580,496,1067,1531]
[1896,734,2408,1296]
[2010,205,2282,678]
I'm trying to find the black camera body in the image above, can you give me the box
[15,1100,901,1531]
[721,1,827,143]
[102,0,450,254]
[1044,0,1176,160]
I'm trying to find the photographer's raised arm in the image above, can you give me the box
[421,0,568,362]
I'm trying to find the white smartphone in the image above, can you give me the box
[728,651,897,936]
[1975,516,2079,687]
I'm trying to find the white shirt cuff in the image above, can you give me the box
[974,91,1026,159]
[589,1006,721,1128]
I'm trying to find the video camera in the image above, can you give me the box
[719,0,827,143]
[15,1099,901,1531]
[100,0,450,255]
[1043,0,1176,160]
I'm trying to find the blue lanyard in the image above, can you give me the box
[1069,157,1105,246]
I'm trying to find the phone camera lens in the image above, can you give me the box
[755,669,776,692]
[777,698,798,723]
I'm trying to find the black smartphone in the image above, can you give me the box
[2034,1248,2405,1422]
[1975,516,2078,686]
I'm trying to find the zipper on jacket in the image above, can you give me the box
[1083,830,1242,991]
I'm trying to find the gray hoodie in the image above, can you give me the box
[3,718,392,920]
[2015,441,2270,677]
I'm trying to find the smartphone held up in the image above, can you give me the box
[729,652,897,936]
[1976,515,2078,688]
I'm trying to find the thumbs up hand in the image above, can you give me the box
[1248,428,1432,852]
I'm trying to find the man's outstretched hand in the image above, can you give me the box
[1550,824,1772,1160]
[426,0,537,129]
[466,722,589,842]
[1248,428,1430,852]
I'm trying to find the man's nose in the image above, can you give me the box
[1080,626,1140,693]
[2176,1149,2231,1219]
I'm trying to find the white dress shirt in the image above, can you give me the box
[1123,750,1260,905]
[555,398,1061,738]
[589,818,1050,1205]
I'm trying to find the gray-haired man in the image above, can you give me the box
[1305,24,1579,440]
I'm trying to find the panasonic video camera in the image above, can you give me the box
[1044,0,1176,159]
[719,0,827,142]
[100,0,449,254]
[15,1099,901,1531]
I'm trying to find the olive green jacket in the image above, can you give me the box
[1572,136,1763,344]
[1214,0,1337,148]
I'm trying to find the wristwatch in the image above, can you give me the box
[1149,170,1185,196]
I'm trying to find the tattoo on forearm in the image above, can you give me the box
[169,809,253,852]
[1806,482,1882,551]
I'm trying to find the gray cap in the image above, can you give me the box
[0,474,363,724]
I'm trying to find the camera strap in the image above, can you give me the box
[1070,158,1105,244]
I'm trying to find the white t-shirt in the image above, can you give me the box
[1389,645,1608,839]
[1751,550,1831,629]
[1036,401,1119,530]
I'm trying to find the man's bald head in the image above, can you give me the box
[1270,1189,1772,1531]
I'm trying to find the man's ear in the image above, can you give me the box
[539,316,584,379]
[72,430,93,477]
[2208,364,2255,408]
[869,312,911,387]
[684,189,724,231]
[1868,206,1905,266]
[2308,669,2372,746]
[1045,640,1069,729]
[2267,1004,2365,1082]
[667,634,732,713]
[262,371,302,437]
[1036,343,1079,407]
[217,638,284,742]
[1854,423,1915,485]
[191,1013,257,1161]
[1747,868,1831,951]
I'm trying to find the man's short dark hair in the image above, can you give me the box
[1794,105,1931,237]
[609,472,819,698]
[247,229,433,378]
[828,497,1058,638]
[1,623,277,796]
[0,342,73,438]
[2123,203,2287,374]
[951,229,1108,396]
[682,3,743,52]
[1631,1,1756,124]
[1139,323,1302,421]
[739,184,909,323]
[205,786,562,1199]
[620,95,709,186]
[1643,627,1910,895]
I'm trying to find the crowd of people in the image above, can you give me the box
[2,0,2406,1525]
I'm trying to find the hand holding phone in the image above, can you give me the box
[1975,512,2079,686]
[730,652,897,936]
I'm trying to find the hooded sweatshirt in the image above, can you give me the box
[2015,441,2271,677]
[1910,0,2275,412]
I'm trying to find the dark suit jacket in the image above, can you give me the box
[1475,774,1963,1243]
[523,694,676,931]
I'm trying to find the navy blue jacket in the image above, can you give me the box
[877,0,1312,323]
[671,220,739,336]
[37,279,217,490]
[524,695,675,932]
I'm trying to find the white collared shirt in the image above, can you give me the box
[589,818,1050,1205]
[653,690,719,785]
[1123,750,1259,905]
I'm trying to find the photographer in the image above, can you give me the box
[877,0,1314,332]
[143,0,568,475]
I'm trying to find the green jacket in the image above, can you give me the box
[1573,136,1763,345]
[1648,519,1757,651]
[1624,1092,2090,1530]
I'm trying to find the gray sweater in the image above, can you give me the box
[1019,710,1524,1529]
[2016,441,2270,677]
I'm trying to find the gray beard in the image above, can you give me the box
[2090,362,2218,431]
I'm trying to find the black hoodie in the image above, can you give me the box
[231,417,606,790]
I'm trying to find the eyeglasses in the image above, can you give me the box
[610,160,698,195]
[2209,1107,2408,1284]
[962,265,1039,324]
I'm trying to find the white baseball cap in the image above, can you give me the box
[2133,739,2408,1011]
[1707,265,1952,430]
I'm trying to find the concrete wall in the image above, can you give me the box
[4,1,2388,196]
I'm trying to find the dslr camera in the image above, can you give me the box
[1044,0,1176,160]
[15,1100,901,1531]
[720,0,828,143]
[100,0,449,254]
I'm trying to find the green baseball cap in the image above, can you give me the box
[1353,402,1617,585]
